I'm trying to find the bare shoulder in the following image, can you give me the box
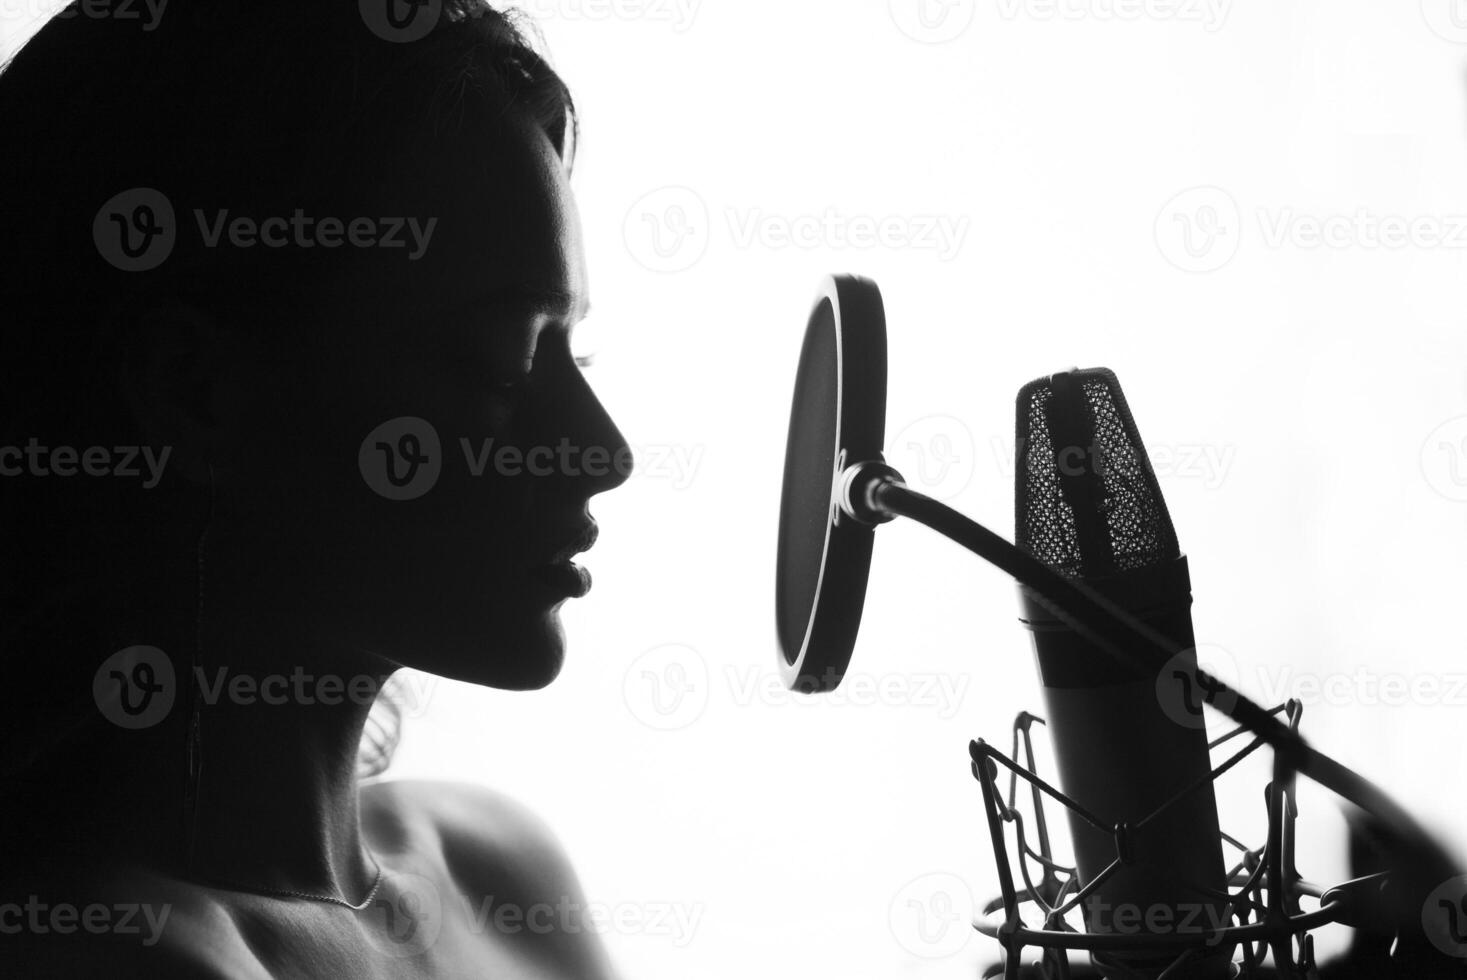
[361,778,620,980]
[361,778,578,881]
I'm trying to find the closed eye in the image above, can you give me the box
[491,325,591,388]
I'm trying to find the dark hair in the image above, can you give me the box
[0,1,578,781]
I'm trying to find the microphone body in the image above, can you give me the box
[1015,369,1230,979]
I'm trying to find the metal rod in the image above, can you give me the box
[864,475,1459,881]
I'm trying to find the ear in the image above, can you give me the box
[115,303,257,487]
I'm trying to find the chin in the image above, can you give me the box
[338,551,579,690]
[417,603,569,691]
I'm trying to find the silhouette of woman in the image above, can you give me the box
[0,3,630,976]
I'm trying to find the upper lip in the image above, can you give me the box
[540,522,598,565]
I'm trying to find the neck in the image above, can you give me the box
[4,509,396,899]
[185,677,380,901]
[181,539,391,903]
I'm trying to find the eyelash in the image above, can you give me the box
[490,333,594,389]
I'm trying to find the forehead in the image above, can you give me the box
[303,110,587,339]
[404,112,586,318]
[355,110,589,318]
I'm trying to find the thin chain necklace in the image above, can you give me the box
[200,853,387,911]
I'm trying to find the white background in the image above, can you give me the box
[7,1,1467,976]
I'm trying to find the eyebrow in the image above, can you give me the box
[469,284,591,322]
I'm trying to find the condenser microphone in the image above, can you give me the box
[1014,368,1230,979]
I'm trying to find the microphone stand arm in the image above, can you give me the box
[838,460,1460,888]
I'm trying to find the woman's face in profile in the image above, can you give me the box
[204,111,628,691]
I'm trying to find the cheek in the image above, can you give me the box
[216,316,565,586]
[214,354,502,543]
[206,346,573,663]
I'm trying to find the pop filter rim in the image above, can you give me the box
[775,274,887,693]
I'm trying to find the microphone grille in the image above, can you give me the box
[1015,367,1178,578]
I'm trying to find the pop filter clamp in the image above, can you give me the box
[774,274,1464,979]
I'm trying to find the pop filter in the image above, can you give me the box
[774,274,890,693]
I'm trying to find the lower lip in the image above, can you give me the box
[529,561,592,598]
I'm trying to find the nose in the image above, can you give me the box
[538,361,631,501]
